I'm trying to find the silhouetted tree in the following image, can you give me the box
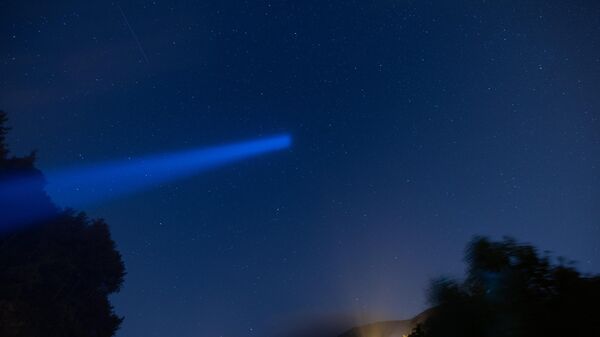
[409,236,600,337]
[409,324,426,337]
[0,112,9,159]
[0,111,126,337]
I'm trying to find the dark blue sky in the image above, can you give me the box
[1,1,599,336]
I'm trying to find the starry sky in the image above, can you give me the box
[1,1,599,336]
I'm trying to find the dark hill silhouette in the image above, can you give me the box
[338,308,433,337]
[339,237,600,337]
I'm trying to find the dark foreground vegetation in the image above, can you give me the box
[0,111,125,337]
[341,237,600,337]
[406,236,600,337]
[1,111,599,337]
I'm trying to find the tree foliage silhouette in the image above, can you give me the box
[0,111,126,337]
[409,236,600,337]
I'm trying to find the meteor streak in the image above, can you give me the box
[117,3,149,64]
[0,134,291,230]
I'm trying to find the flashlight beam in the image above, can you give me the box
[1,134,291,229]
[47,133,291,207]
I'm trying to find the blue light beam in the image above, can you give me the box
[0,134,291,229]
[47,133,291,208]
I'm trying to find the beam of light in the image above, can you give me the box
[0,134,291,230]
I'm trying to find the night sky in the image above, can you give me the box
[1,1,599,336]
